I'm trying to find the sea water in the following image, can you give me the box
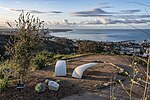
[50,29,150,42]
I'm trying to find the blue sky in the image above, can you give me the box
[0,0,150,29]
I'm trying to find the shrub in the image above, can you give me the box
[78,40,104,54]
[0,61,13,79]
[0,78,9,92]
[31,51,54,70]
[35,83,46,93]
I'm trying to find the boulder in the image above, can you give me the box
[48,81,59,91]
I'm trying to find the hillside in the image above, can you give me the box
[0,54,148,100]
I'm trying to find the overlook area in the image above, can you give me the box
[0,0,150,100]
[0,54,149,100]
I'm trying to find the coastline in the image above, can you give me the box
[0,29,149,57]
[50,29,150,42]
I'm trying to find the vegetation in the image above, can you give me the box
[35,83,46,93]
[6,11,48,84]
[0,61,12,92]
[0,78,9,92]
[31,51,54,70]
[78,40,104,54]
[44,37,76,54]
[0,34,11,58]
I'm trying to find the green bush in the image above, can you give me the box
[0,67,7,79]
[35,83,46,93]
[31,51,54,69]
[0,78,9,92]
[0,61,13,79]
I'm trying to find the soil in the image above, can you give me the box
[0,54,149,100]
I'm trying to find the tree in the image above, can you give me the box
[6,11,48,83]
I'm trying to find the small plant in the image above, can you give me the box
[31,51,54,70]
[0,60,12,92]
[118,61,139,100]
[0,63,13,79]
[35,83,46,93]
[0,78,9,92]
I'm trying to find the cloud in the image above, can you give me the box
[48,18,150,26]
[48,19,77,26]
[73,9,149,19]
[118,15,150,19]
[51,11,62,14]
[10,9,24,12]
[74,8,111,14]
[0,7,62,14]
[0,6,10,11]
[15,1,21,4]
[120,10,141,14]
[79,18,110,25]
[73,7,142,17]
[73,8,113,17]
[9,9,63,14]
[74,14,112,17]
[29,10,48,14]
[100,6,113,9]
[79,19,102,25]
[104,18,150,24]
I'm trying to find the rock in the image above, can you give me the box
[35,83,46,93]
[48,81,59,91]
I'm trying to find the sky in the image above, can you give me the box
[0,0,150,29]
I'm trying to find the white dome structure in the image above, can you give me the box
[72,63,98,79]
[55,60,67,76]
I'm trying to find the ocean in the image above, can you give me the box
[50,29,150,42]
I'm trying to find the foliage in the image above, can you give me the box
[0,61,13,79]
[6,11,48,83]
[31,51,54,70]
[53,53,93,60]
[0,78,9,92]
[44,39,76,54]
[60,53,93,60]
[0,60,13,92]
[78,40,104,54]
[35,83,46,93]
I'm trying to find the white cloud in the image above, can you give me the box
[48,17,150,27]
[15,1,21,4]
[0,6,10,11]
